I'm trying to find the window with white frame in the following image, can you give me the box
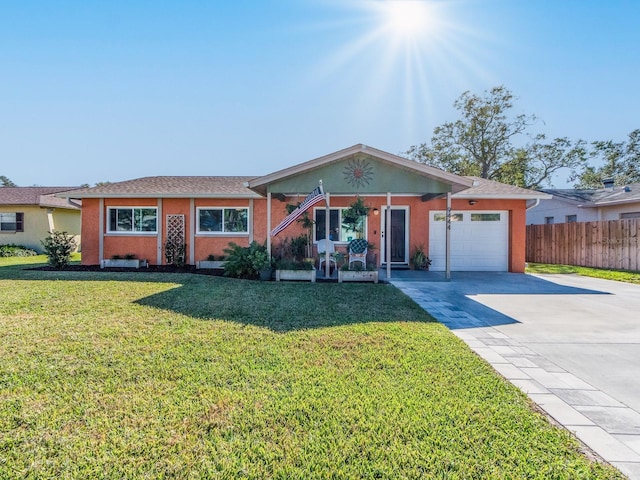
[197,207,249,234]
[0,212,24,232]
[314,208,366,242]
[566,214,577,223]
[545,216,554,225]
[107,207,157,233]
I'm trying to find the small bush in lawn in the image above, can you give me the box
[0,244,38,257]
[41,231,77,269]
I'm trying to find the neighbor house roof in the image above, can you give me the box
[541,183,640,207]
[455,177,552,200]
[0,187,81,209]
[58,176,262,199]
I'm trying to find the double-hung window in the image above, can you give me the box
[314,208,366,243]
[108,207,157,233]
[197,207,249,234]
[0,212,24,232]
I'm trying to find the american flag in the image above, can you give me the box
[270,185,325,237]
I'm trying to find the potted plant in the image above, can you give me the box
[411,245,432,271]
[249,248,273,281]
[341,196,370,239]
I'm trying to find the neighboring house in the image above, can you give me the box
[0,187,81,252]
[527,181,640,225]
[60,145,548,272]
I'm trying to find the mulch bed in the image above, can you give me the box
[27,265,225,276]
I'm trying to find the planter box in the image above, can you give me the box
[197,260,227,269]
[338,270,378,283]
[101,259,148,269]
[275,269,316,282]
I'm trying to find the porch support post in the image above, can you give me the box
[157,198,163,265]
[189,198,195,265]
[267,192,272,256]
[98,198,104,265]
[446,191,452,281]
[248,198,254,243]
[386,192,391,281]
[325,189,330,278]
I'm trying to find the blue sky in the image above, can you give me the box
[1,0,639,187]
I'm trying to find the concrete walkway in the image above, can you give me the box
[389,271,640,479]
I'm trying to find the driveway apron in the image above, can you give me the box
[390,271,640,479]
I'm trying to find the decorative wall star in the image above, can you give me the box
[343,158,374,188]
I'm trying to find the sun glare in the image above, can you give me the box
[381,1,432,39]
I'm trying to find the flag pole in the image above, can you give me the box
[321,180,330,279]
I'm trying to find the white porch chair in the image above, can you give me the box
[348,239,368,269]
[317,239,337,270]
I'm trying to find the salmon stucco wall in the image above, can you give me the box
[193,198,257,262]
[102,198,158,263]
[81,194,528,271]
[80,198,100,265]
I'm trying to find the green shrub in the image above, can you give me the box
[41,231,77,269]
[0,244,38,257]
[223,241,270,279]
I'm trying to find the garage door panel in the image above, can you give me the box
[429,210,508,272]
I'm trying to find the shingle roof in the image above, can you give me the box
[59,176,261,199]
[455,177,551,199]
[0,187,81,209]
[541,183,640,206]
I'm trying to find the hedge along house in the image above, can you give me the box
[61,144,548,274]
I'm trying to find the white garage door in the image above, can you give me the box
[429,211,509,271]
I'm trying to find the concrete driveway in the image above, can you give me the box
[390,271,640,479]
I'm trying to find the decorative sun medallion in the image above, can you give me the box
[343,158,374,189]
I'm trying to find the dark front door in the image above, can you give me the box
[383,208,407,263]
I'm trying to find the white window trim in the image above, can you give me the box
[106,206,158,235]
[196,206,250,236]
[312,207,368,244]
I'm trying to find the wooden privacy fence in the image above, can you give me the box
[526,219,640,270]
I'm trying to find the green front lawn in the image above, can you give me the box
[0,258,622,478]
[527,262,640,285]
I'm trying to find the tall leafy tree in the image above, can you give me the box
[573,129,640,188]
[406,86,587,189]
[0,176,16,187]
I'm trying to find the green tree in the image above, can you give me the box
[406,86,587,189]
[573,129,640,188]
[0,176,16,187]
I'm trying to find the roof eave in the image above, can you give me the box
[580,198,640,208]
[453,193,553,200]
[57,193,263,199]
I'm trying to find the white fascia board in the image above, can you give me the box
[453,193,552,200]
[58,193,263,199]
